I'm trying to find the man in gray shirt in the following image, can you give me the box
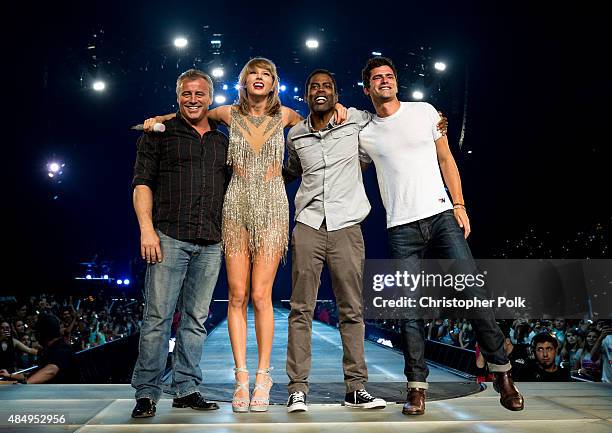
[283,69,386,412]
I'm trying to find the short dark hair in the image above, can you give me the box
[362,57,398,89]
[35,313,61,344]
[532,332,559,349]
[304,69,338,96]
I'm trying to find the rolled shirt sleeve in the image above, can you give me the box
[132,133,160,190]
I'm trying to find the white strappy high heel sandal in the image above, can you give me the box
[250,367,273,412]
[232,367,250,413]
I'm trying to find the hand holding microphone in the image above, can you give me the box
[131,117,166,133]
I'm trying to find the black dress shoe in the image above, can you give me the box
[131,398,156,418]
[173,392,220,411]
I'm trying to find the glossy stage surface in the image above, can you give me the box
[1,307,610,432]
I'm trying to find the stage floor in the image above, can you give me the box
[1,382,611,432]
[1,307,611,432]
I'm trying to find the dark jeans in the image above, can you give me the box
[387,210,510,389]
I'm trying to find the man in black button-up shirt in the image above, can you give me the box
[130,69,228,418]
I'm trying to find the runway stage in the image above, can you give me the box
[1,307,611,432]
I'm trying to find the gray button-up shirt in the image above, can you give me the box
[285,108,372,231]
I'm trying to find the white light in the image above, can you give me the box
[412,90,424,100]
[214,95,226,104]
[222,84,228,90]
[293,86,299,93]
[372,51,382,56]
[357,81,364,87]
[467,150,473,154]
[234,84,241,90]
[434,62,447,71]
[103,275,109,280]
[174,37,188,48]
[48,172,54,178]
[210,39,221,45]
[280,84,286,92]
[117,279,123,285]
[211,68,224,78]
[305,39,319,49]
[123,279,130,285]
[49,162,60,173]
[92,81,106,91]
[86,275,92,280]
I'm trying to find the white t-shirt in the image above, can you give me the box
[602,334,612,383]
[359,102,452,228]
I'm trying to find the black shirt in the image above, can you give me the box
[514,359,571,382]
[132,113,230,243]
[39,338,79,384]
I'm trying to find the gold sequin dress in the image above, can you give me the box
[221,107,289,261]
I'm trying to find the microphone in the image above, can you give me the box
[131,123,166,133]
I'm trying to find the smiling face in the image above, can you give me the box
[586,331,598,347]
[244,65,275,97]
[306,72,338,114]
[363,65,398,103]
[177,78,211,124]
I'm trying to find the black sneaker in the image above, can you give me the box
[287,391,308,412]
[173,392,220,411]
[131,398,156,418]
[344,389,387,409]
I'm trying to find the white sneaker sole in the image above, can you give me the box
[287,402,308,413]
[344,400,387,409]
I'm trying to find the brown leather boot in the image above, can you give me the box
[492,371,524,411]
[402,388,426,415]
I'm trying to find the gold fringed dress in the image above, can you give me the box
[221,107,289,261]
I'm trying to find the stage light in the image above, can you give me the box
[86,275,92,280]
[174,37,188,48]
[434,61,447,71]
[357,82,364,87]
[123,279,130,285]
[280,84,286,92]
[49,163,60,173]
[234,83,241,90]
[305,39,319,49]
[211,68,224,78]
[210,39,221,45]
[412,90,424,100]
[92,81,106,92]
[48,173,54,178]
[103,275,109,280]
[222,84,228,90]
[294,86,299,93]
[372,51,382,56]
[467,150,473,154]
[117,279,123,285]
[214,95,226,104]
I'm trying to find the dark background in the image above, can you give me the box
[3,2,609,299]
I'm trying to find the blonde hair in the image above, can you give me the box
[236,57,281,116]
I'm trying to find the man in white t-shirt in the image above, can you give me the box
[358,57,524,415]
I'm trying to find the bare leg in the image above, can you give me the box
[226,230,251,403]
[250,253,280,403]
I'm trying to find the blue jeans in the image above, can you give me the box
[387,210,510,389]
[131,230,222,401]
